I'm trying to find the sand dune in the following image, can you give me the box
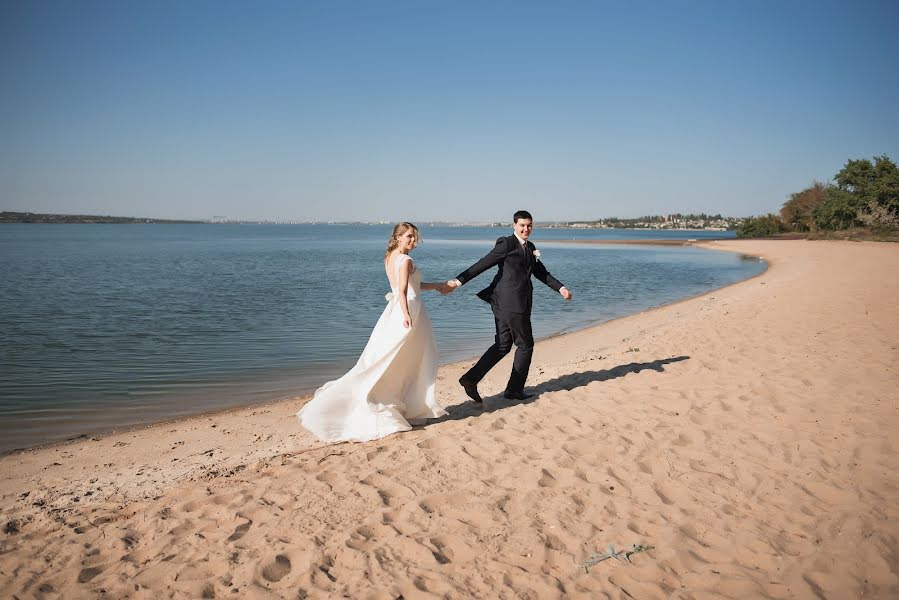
[1,239,897,598]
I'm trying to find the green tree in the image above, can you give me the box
[835,158,877,198]
[812,187,861,230]
[834,155,899,219]
[869,155,899,214]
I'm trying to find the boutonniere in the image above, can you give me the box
[532,248,541,262]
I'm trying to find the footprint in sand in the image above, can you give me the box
[605,467,632,495]
[122,531,139,549]
[261,554,291,582]
[430,535,474,564]
[552,453,575,470]
[77,566,103,583]
[356,523,394,539]
[429,548,451,565]
[627,521,647,535]
[360,472,413,507]
[227,517,253,542]
[168,520,194,536]
[537,469,558,487]
[346,523,395,550]
[688,412,709,426]
[211,491,241,506]
[653,482,675,506]
[315,470,344,492]
[672,432,692,447]
[365,445,386,461]
[569,494,586,516]
[418,492,469,514]
[781,444,793,464]
[574,467,600,483]
[416,437,456,451]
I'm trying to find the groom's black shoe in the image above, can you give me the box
[503,390,534,401]
[459,377,482,403]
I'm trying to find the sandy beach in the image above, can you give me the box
[1,239,897,599]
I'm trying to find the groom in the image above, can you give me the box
[447,210,572,402]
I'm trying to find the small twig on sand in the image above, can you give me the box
[580,544,654,573]
[86,516,107,544]
[317,452,344,463]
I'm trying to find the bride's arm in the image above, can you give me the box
[422,280,454,294]
[397,259,413,328]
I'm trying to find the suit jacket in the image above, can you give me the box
[456,235,564,314]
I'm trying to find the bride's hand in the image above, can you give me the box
[403,315,412,328]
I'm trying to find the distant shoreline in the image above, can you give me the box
[2,212,741,230]
[555,237,731,246]
[0,212,201,224]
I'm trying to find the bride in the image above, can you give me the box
[298,222,449,442]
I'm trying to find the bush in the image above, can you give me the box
[857,200,899,233]
[736,214,786,238]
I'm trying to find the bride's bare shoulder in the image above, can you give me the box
[392,253,413,264]
[385,252,413,274]
[392,254,415,275]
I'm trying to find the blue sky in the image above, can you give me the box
[2,1,897,222]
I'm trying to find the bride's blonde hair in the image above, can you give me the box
[385,222,421,260]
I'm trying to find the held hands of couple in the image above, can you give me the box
[437,280,460,295]
[437,280,569,299]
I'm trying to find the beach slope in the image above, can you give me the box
[1,239,897,598]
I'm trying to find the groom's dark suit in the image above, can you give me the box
[455,235,565,396]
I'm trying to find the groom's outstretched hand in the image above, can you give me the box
[560,286,572,301]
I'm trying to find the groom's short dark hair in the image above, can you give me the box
[513,210,533,223]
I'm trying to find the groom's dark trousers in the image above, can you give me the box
[465,307,534,394]
[455,235,563,395]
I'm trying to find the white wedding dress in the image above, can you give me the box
[298,254,447,442]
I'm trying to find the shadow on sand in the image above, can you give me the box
[430,355,690,425]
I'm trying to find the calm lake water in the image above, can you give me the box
[0,224,763,452]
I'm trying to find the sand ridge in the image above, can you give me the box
[1,239,897,598]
